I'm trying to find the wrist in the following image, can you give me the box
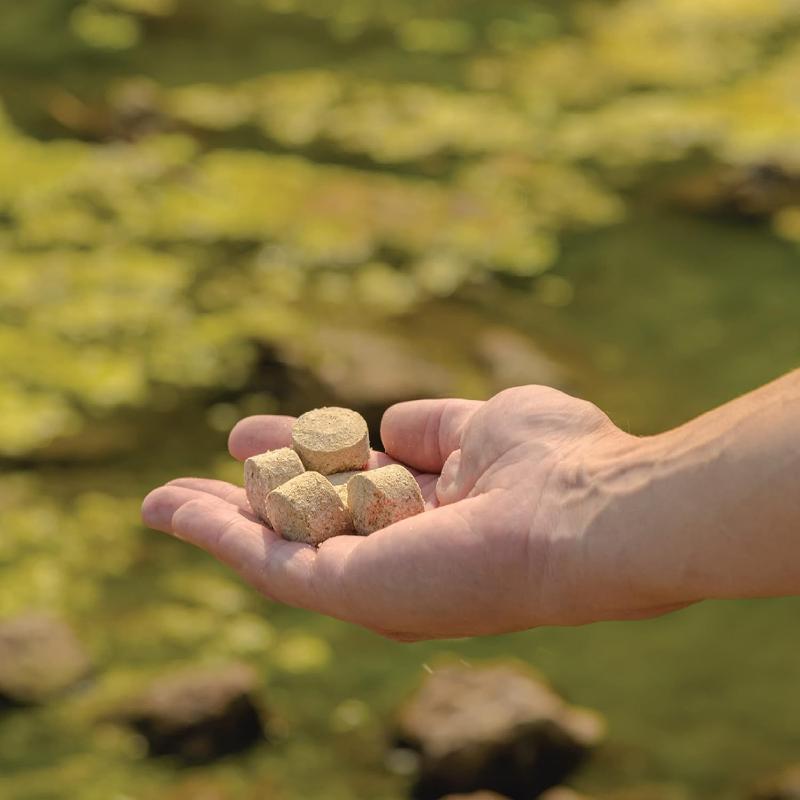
[584,373,800,612]
[577,429,709,618]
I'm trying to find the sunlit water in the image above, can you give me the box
[2,208,798,800]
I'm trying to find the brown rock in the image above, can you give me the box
[118,663,265,763]
[395,662,605,800]
[308,328,456,403]
[669,163,800,220]
[476,327,565,393]
[751,765,800,800]
[0,614,91,706]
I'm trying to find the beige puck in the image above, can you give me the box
[292,407,370,475]
[333,484,349,505]
[266,471,353,545]
[328,471,363,515]
[327,470,364,487]
[347,464,424,535]
[244,448,305,526]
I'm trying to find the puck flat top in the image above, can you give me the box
[292,407,368,451]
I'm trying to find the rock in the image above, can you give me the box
[669,164,800,220]
[118,663,265,762]
[307,328,456,403]
[395,663,605,800]
[476,327,565,393]
[751,765,800,800]
[0,614,91,706]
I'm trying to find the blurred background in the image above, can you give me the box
[1,1,800,798]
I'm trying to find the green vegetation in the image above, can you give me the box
[1,1,799,798]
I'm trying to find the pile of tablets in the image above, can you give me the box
[244,407,424,545]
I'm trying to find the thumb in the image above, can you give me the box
[437,449,467,505]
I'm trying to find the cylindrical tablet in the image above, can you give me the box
[244,448,305,526]
[327,470,364,487]
[347,464,424,536]
[292,407,370,475]
[267,471,353,545]
[334,484,349,504]
[327,472,363,521]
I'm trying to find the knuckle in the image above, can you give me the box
[490,384,614,432]
[215,513,244,548]
[169,498,212,536]
[172,497,210,523]
[578,399,616,435]
[488,384,564,417]
[221,484,243,502]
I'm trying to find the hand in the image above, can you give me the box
[141,386,690,641]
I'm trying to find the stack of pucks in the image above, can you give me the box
[244,407,424,545]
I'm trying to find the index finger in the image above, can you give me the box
[228,415,296,460]
[146,483,506,637]
[144,486,325,610]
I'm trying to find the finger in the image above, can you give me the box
[369,451,392,468]
[145,483,522,636]
[143,486,325,610]
[167,477,249,508]
[228,415,296,460]
[142,485,244,532]
[170,497,322,609]
[380,398,483,473]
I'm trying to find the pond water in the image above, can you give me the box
[2,207,798,800]
[2,3,800,798]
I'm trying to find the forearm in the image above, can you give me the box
[590,370,800,608]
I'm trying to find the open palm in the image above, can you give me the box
[143,398,482,640]
[143,388,686,640]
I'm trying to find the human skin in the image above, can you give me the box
[141,369,800,641]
